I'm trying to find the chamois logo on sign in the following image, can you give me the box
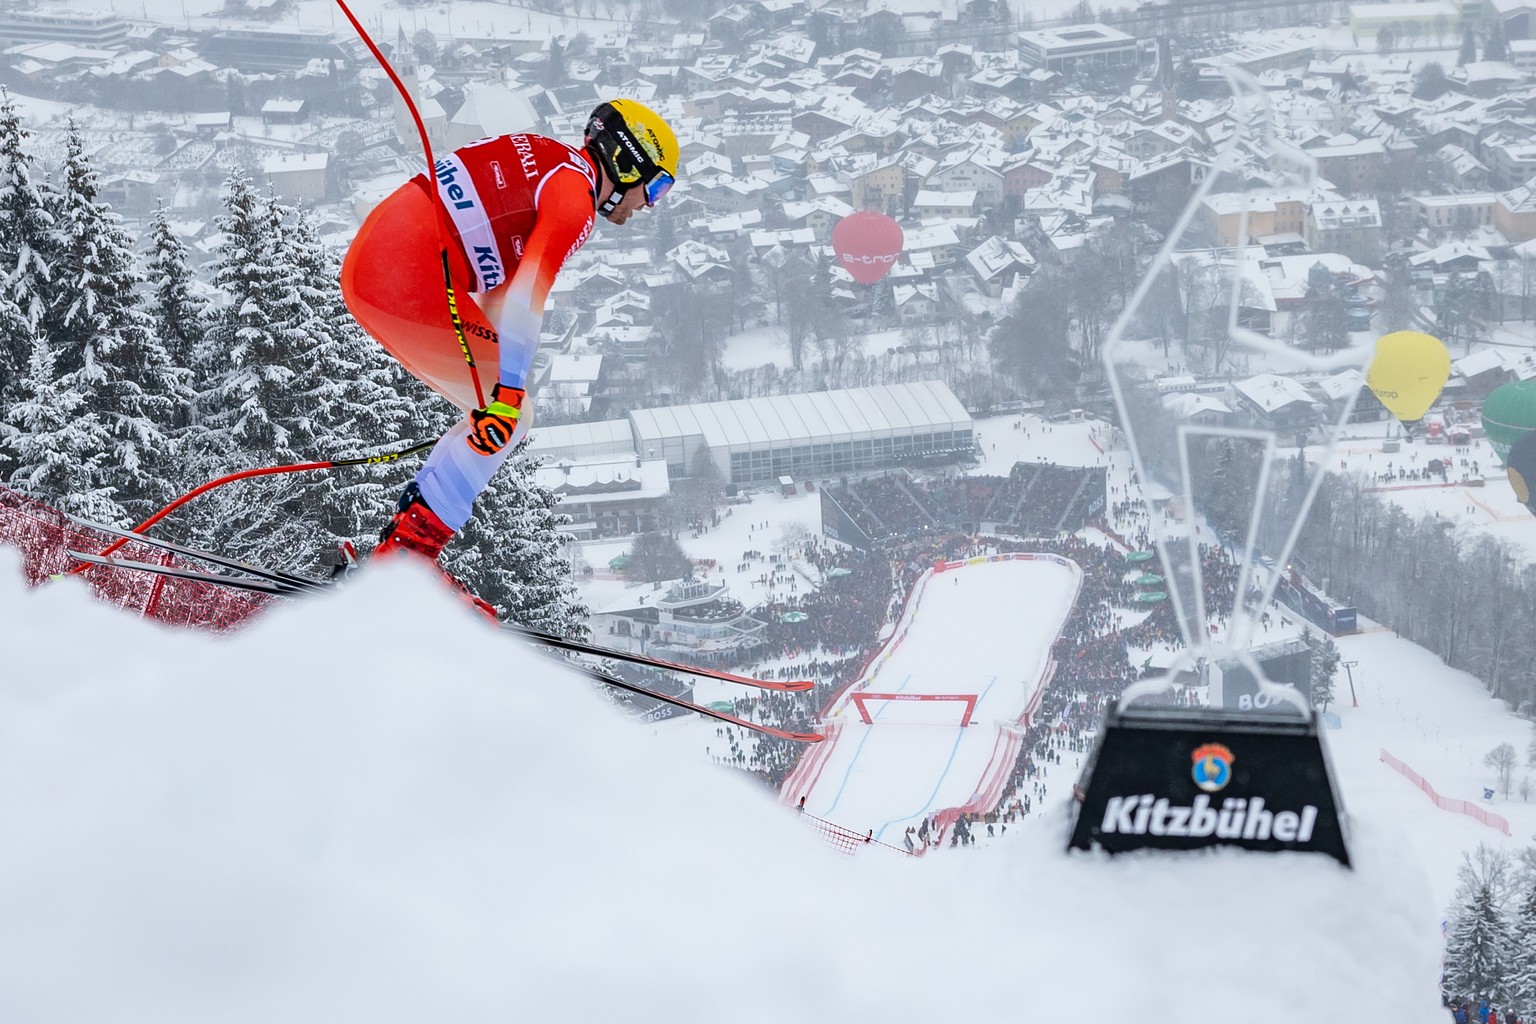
[1191,743,1234,792]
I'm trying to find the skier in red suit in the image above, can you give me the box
[341,99,680,562]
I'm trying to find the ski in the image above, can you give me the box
[499,622,813,693]
[68,548,820,741]
[65,548,823,742]
[64,518,816,692]
[566,660,824,743]
[66,549,295,595]
[66,515,326,593]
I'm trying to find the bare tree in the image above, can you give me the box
[776,519,810,559]
[1486,742,1519,799]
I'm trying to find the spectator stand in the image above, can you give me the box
[822,463,1107,550]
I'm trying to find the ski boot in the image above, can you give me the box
[373,484,499,622]
[323,540,361,581]
[375,483,455,560]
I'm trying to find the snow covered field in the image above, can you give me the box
[564,409,1536,920]
[797,556,1078,842]
[0,554,1448,1020]
[0,408,1515,1017]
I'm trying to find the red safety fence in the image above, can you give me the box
[1380,748,1512,837]
[0,486,271,633]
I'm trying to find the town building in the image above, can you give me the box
[1305,198,1382,264]
[1412,192,1497,231]
[589,577,768,659]
[1014,24,1137,76]
[533,455,672,539]
[1496,183,1536,242]
[262,152,329,201]
[0,8,128,46]
[1233,373,1321,432]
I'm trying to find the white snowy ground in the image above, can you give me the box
[799,557,1079,842]
[567,409,1536,913]
[0,552,1446,1021]
[1308,429,1536,561]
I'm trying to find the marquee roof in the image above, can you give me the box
[629,381,972,451]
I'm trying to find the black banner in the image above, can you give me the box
[819,489,873,550]
[605,666,694,724]
[1277,575,1357,636]
[1069,703,1350,866]
[1210,641,1312,714]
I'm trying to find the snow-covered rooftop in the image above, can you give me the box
[630,381,971,451]
[1235,373,1319,414]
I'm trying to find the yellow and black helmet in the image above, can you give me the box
[584,98,680,214]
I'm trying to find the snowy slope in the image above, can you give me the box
[0,552,1445,1021]
[802,556,1078,840]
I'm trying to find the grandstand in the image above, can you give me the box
[198,26,354,72]
[821,463,1108,549]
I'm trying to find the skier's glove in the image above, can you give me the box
[467,385,525,456]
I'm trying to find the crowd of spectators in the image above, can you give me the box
[628,455,1261,848]
[1450,998,1522,1024]
[789,531,1240,831]
[824,462,1107,545]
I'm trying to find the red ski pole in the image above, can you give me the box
[333,0,487,409]
[70,440,436,572]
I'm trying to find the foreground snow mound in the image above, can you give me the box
[0,551,1444,1023]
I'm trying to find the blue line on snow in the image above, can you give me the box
[821,674,912,818]
[873,675,1000,842]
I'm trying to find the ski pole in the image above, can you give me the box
[333,0,488,410]
[71,440,437,571]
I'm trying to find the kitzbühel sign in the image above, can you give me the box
[1068,704,1350,866]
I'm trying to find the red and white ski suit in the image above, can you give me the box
[341,134,599,531]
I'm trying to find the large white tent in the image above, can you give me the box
[627,381,975,484]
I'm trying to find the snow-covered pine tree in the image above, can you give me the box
[0,87,58,412]
[142,199,204,430]
[1510,848,1536,1019]
[1,331,123,523]
[0,293,32,474]
[1304,628,1340,712]
[49,120,181,523]
[442,437,590,639]
[1443,844,1516,1006]
[187,172,316,562]
[279,209,424,554]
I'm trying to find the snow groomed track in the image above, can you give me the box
[782,554,1081,844]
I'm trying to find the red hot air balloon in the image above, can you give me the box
[831,210,904,285]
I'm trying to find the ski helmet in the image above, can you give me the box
[584,99,679,215]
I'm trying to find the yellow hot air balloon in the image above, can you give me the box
[1366,330,1451,421]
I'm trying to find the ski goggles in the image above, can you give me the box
[643,170,674,207]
